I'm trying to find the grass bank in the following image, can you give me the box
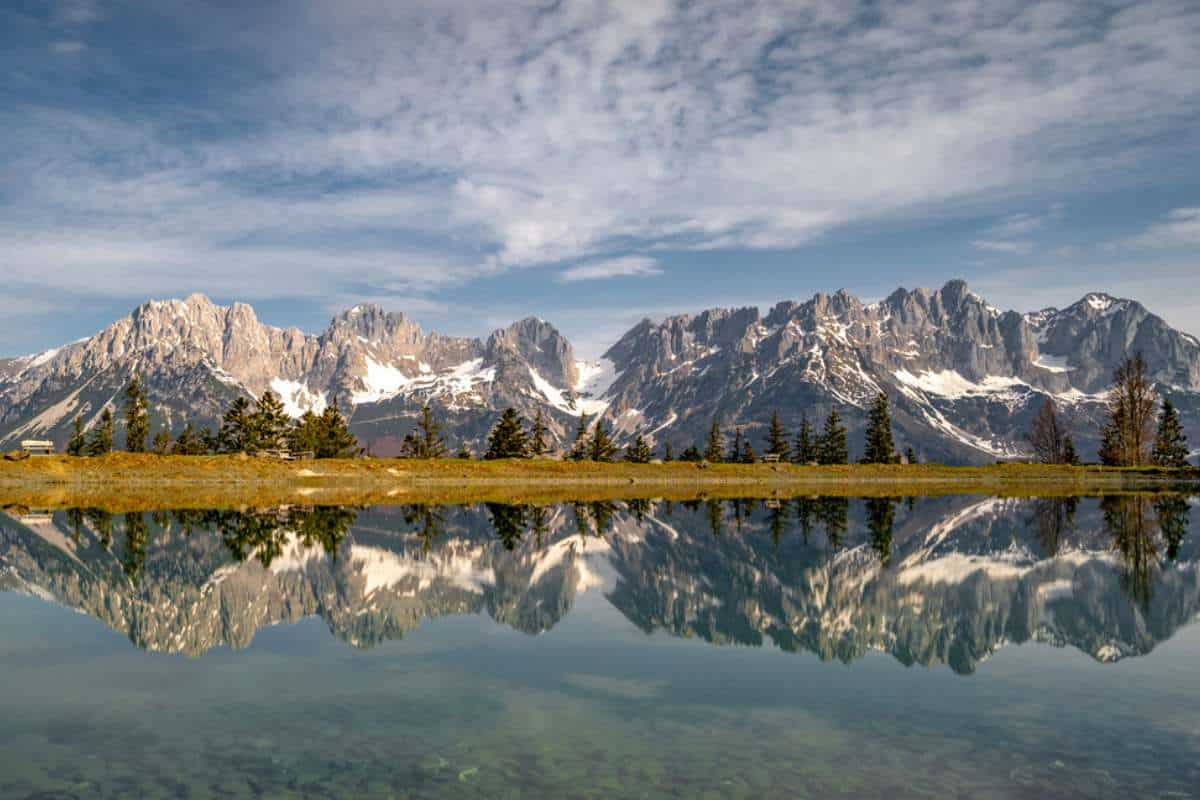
[0,453,1196,511]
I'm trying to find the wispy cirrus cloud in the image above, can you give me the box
[559,257,662,283]
[1118,208,1200,249]
[1,0,1199,352]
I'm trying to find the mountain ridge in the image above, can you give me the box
[2,280,1198,462]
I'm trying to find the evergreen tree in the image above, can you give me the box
[67,415,86,456]
[817,408,848,465]
[1151,397,1190,467]
[1062,435,1080,466]
[904,446,917,465]
[740,438,757,464]
[588,421,617,462]
[456,444,473,459]
[727,427,743,464]
[219,396,255,452]
[793,415,815,464]
[152,430,172,455]
[122,375,150,452]
[415,404,446,458]
[252,391,290,451]
[485,408,528,459]
[624,432,652,463]
[680,444,702,462]
[174,423,207,455]
[661,441,674,462]
[569,412,591,461]
[315,403,357,458]
[288,410,321,455]
[528,410,549,457]
[765,411,790,461]
[861,393,896,464]
[704,420,723,463]
[87,408,114,456]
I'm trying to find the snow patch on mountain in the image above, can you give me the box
[353,358,413,404]
[893,369,1025,399]
[270,378,327,418]
[1033,354,1072,373]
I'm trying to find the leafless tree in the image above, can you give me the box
[1028,398,1068,464]
[1105,353,1158,466]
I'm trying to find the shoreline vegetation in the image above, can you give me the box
[1,453,1196,512]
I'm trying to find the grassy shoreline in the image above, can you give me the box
[0,453,1196,511]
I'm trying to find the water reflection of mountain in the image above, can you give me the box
[0,495,1196,673]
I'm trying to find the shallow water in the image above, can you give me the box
[1,494,1198,798]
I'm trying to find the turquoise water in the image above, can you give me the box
[1,495,1197,798]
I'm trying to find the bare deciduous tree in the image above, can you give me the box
[1105,353,1158,466]
[1028,398,1068,464]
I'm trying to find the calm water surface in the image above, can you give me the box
[1,494,1198,798]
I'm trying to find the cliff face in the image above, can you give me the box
[2,496,1195,672]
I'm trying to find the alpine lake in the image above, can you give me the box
[1,491,1198,798]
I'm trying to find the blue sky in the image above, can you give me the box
[2,0,1199,358]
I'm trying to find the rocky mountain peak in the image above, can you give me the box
[487,317,578,389]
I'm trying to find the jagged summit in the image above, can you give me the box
[2,283,1198,462]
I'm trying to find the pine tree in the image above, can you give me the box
[727,427,743,464]
[1062,435,1079,466]
[705,421,724,463]
[315,403,357,458]
[661,441,674,462]
[588,421,617,462]
[904,446,917,465]
[87,408,114,456]
[415,404,446,458]
[793,415,815,464]
[1151,397,1190,467]
[861,393,896,464]
[485,408,528,459]
[122,375,150,452]
[456,444,473,459]
[624,432,652,463]
[569,412,591,461]
[67,415,86,456]
[288,410,321,455]
[152,430,172,455]
[174,423,207,455]
[680,444,702,462]
[252,391,290,451]
[765,411,790,461]
[219,396,255,452]
[818,408,848,465]
[528,410,549,457]
[740,438,756,464]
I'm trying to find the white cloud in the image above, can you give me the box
[49,40,86,54]
[971,239,1034,255]
[1120,207,1200,249]
[559,257,662,283]
[3,0,1199,316]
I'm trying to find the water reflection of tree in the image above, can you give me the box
[1155,495,1191,562]
[1029,497,1079,557]
[864,498,896,566]
[211,506,358,570]
[401,504,445,552]
[815,497,848,550]
[1100,494,1192,608]
[486,503,528,550]
[123,512,148,581]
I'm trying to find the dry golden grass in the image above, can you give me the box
[0,452,1195,512]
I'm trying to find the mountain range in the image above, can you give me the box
[2,280,1198,463]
